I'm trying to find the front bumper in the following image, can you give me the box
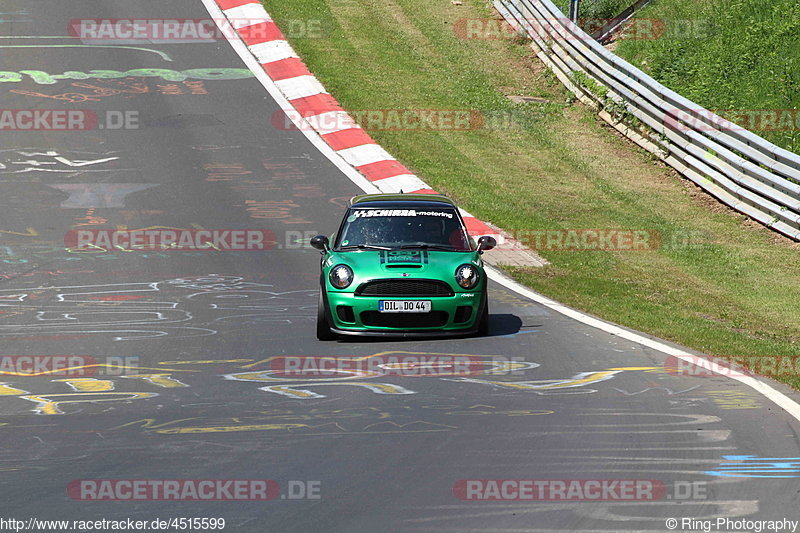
[330,326,477,338]
[325,290,483,336]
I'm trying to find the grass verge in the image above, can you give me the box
[266,0,800,386]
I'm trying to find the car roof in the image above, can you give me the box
[349,193,457,208]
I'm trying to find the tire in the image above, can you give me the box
[477,294,490,337]
[316,289,337,341]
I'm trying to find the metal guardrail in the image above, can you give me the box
[592,0,656,43]
[496,0,800,240]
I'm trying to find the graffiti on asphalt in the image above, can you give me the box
[0,275,316,341]
[0,352,640,416]
[0,149,125,177]
[0,68,253,85]
[11,79,208,102]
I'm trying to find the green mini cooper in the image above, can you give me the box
[310,193,496,340]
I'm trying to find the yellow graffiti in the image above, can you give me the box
[532,371,621,389]
[109,418,200,431]
[707,390,761,410]
[0,364,93,377]
[241,350,508,370]
[608,366,664,373]
[229,369,381,382]
[240,357,277,369]
[0,382,29,395]
[0,363,197,377]
[260,382,415,399]
[159,359,254,365]
[53,378,114,392]
[121,374,188,388]
[236,351,525,382]
[0,227,38,237]
[19,392,158,415]
[452,370,622,392]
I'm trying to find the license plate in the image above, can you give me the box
[379,300,431,313]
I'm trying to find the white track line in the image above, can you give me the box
[200,0,800,424]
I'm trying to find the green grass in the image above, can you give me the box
[266,0,800,386]
[614,0,800,153]
[552,0,633,19]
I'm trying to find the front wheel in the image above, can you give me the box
[477,296,490,337]
[316,289,337,341]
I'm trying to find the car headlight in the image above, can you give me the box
[455,264,480,290]
[329,264,354,289]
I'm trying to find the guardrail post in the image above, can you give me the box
[569,0,581,22]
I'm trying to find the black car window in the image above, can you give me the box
[335,207,471,251]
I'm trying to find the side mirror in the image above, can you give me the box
[477,235,496,253]
[310,235,329,251]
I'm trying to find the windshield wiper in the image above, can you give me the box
[338,244,393,251]
[399,243,456,251]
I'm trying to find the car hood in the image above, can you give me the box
[327,249,482,283]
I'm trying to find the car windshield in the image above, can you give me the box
[335,206,472,251]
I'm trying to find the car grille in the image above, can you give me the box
[356,279,454,297]
[360,311,449,328]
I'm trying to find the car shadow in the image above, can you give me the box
[333,313,526,342]
[486,313,524,337]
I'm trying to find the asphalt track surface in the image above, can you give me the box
[1,1,800,532]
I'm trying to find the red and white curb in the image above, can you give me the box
[201,0,800,422]
[210,0,545,266]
